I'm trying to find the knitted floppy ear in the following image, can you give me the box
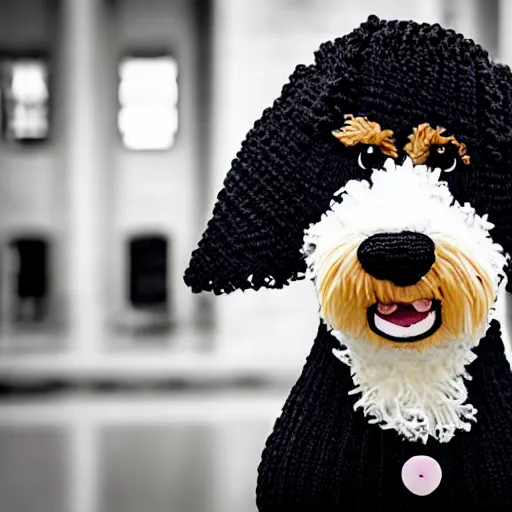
[473,58,512,293]
[184,64,324,294]
[184,17,383,294]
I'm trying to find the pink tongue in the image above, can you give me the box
[375,303,431,327]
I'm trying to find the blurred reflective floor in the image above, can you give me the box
[0,314,308,512]
[0,389,287,512]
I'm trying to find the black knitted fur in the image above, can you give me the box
[256,320,512,511]
[184,15,512,510]
[185,15,512,294]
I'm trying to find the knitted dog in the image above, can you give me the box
[185,15,512,511]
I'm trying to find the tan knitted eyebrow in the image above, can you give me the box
[332,114,398,158]
[404,123,471,165]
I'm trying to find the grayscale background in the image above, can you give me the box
[0,1,509,511]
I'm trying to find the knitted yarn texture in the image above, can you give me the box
[184,15,512,511]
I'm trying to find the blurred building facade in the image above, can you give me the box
[0,1,508,512]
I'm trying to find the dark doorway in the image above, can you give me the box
[128,234,168,311]
[10,237,50,324]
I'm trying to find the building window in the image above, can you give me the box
[128,234,168,310]
[118,55,179,150]
[10,236,50,324]
[1,58,50,142]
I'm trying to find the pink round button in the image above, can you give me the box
[401,455,442,496]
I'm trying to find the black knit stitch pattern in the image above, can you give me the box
[183,14,512,510]
[256,320,512,511]
[184,15,512,294]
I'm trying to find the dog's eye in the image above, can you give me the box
[357,145,387,170]
[427,144,459,173]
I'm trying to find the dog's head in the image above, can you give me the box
[184,16,512,442]
[304,123,504,350]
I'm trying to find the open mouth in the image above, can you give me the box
[367,299,442,342]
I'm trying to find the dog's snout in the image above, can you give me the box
[357,231,435,286]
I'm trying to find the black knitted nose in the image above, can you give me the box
[357,231,435,286]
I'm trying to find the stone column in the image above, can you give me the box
[61,0,108,353]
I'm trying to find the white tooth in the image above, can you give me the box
[374,311,436,339]
[412,299,432,313]
[377,303,398,315]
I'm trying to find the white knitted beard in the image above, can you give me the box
[331,329,481,443]
[304,158,507,444]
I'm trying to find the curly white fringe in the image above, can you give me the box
[304,158,508,443]
[331,327,481,443]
